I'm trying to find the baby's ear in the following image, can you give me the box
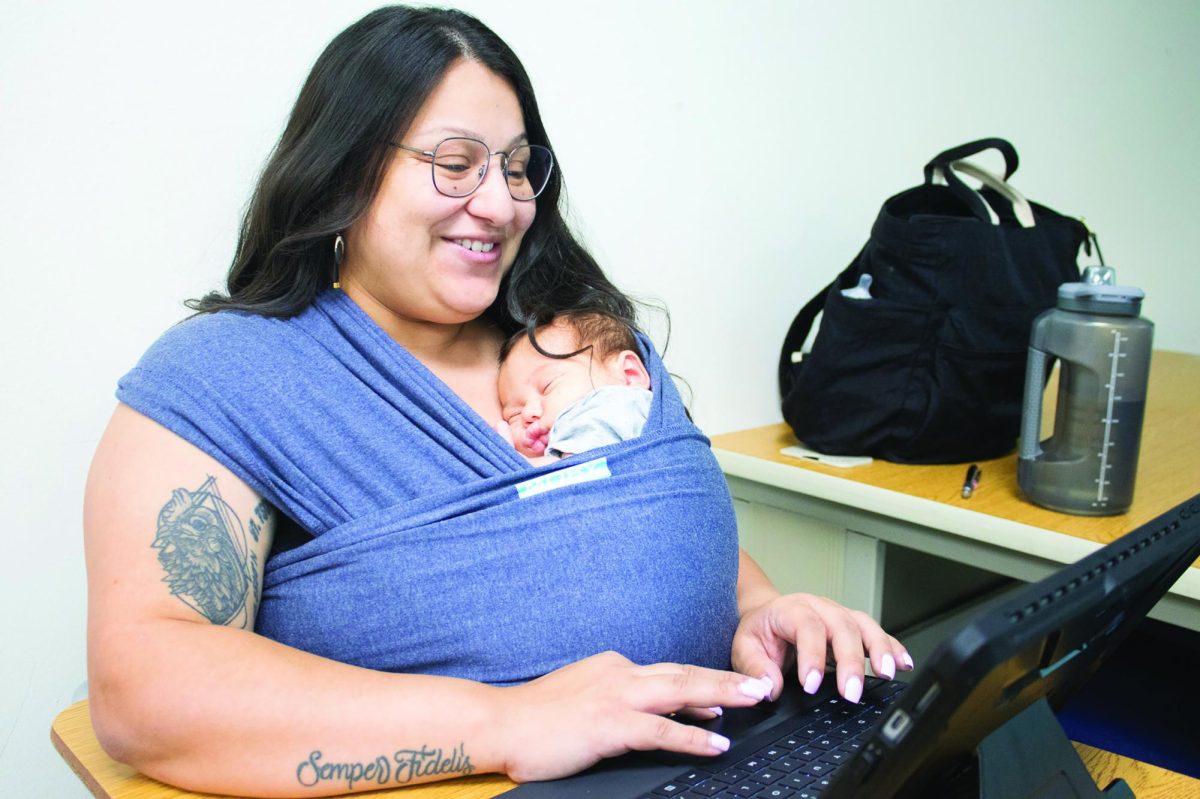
[616,351,651,390]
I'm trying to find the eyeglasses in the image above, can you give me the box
[391,137,555,201]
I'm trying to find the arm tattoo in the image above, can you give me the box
[248,499,270,542]
[296,745,474,790]
[152,476,264,627]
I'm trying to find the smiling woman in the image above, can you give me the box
[338,60,539,353]
[81,5,910,797]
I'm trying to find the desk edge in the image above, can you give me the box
[713,448,1200,603]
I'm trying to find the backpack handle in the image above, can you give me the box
[924,138,1019,181]
[778,256,862,396]
[930,160,1037,228]
[923,138,1021,224]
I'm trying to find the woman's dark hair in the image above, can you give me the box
[499,310,639,362]
[189,5,635,336]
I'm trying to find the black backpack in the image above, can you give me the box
[779,139,1089,464]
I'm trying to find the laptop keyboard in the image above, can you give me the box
[637,678,908,799]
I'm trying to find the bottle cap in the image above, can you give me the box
[1057,282,1144,316]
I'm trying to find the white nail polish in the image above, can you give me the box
[803,669,823,695]
[738,678,768,700]
[707,706,724,716]
[902,652,914,669]
[758,675,774,698]
[880,654,896,680]
[710,732,731,752]
[845,676,863,704]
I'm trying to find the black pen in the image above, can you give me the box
[962,464,981,499]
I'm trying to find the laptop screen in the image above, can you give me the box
[825,493,1200,797]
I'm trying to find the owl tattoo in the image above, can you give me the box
[153,476,260,627]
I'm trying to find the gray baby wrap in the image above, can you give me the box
[118,290,740,684]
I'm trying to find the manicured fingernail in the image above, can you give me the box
[710,732,731,752]
[902,652,914,670]
[880,654,896,680]
[844,676,863,704]
[738,677,768,700]
[803,669,823,695]
[707,706,724,716]
[758,675,774,699]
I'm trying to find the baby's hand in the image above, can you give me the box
[496,419,557,464]
[496,419,557,462]
[524,425,549,456]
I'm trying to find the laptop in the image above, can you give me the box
[500,493,1200,799]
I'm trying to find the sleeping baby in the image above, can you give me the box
[496,312,652,464]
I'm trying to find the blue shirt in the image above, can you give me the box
[118,290,740,684]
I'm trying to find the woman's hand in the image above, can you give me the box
[731,592,913,704]
[496,651,773,782]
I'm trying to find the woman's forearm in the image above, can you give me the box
[90,618,504,797]
[736,548,783,617]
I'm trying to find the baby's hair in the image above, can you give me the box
[500,311,638,363]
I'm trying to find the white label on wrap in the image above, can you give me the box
[515,457,611,499]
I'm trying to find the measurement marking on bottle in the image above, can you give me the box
[1096,332,1127,503]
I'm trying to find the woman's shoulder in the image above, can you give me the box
[118,307,329,411]
[132,308,315,375]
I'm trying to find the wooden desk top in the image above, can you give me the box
[710,350,1200,569]
[50,700,1200,799]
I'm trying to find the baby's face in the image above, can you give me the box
[498,322,630,457]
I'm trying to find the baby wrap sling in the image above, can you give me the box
[118,290,740,685]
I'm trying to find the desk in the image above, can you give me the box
[50,699,1200,798]
[710,351,1200,635]
[53,353,1200,798]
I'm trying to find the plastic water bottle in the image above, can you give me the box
[1017,270,1154,515]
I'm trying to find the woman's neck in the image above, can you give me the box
[342,283,482,361]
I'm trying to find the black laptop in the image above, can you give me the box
[500,493,1200,799]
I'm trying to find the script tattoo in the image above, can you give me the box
[295,745,475,790]
[152,476,261,627]
[248,499,270,543]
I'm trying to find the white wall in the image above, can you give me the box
[3,1,1196,794]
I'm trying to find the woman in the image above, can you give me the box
[84,6,911,796]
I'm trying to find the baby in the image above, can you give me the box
[496,312,652,462]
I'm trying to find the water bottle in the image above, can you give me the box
[1017,268,1154,515]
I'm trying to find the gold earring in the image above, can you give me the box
[332,234,345,289]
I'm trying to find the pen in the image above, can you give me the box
[962,464,981,499]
